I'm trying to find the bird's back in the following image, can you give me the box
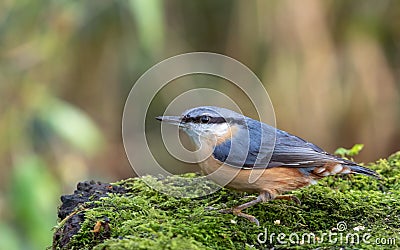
[212,118,379,179]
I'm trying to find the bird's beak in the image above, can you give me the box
[155,116,184,127]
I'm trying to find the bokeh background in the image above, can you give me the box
[1,0,399,249]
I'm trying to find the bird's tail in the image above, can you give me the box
[348,164,381,179]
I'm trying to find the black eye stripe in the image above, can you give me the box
[209,117,226,123]
[181,115,226,124]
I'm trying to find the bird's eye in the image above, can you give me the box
[200,115,210,124]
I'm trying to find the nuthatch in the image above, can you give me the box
[156,106,380,225]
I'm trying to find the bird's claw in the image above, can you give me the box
[275,195,301,205]
[234,210,260,226]
[291,195,301,205]
[219,208,260,226]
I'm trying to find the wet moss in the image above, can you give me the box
[54,152,400,249]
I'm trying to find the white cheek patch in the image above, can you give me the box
[212,123,230,137]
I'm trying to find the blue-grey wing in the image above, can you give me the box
[213,119,344,169]
[212,121,380,178]
[266,129,342,168]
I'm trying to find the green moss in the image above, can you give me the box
[58,152,400,249]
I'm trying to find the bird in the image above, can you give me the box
[156,106,380,225]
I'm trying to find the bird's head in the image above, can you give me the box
[156,106,246,146]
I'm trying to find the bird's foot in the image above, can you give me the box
[219,193,299,225]
[219,208,260,226]
[233,209,260,226]
[275,195,301,205]
[219,194,265,226]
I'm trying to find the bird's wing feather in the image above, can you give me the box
[220,123,345,169]
[264,129,344,168]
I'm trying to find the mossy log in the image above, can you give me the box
[52,152,400,249]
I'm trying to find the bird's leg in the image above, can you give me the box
[220,192,272,226]
[274,195,301,205]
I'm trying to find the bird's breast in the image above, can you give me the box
[199,155,316,195]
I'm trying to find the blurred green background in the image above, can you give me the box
[1,0,400,249]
